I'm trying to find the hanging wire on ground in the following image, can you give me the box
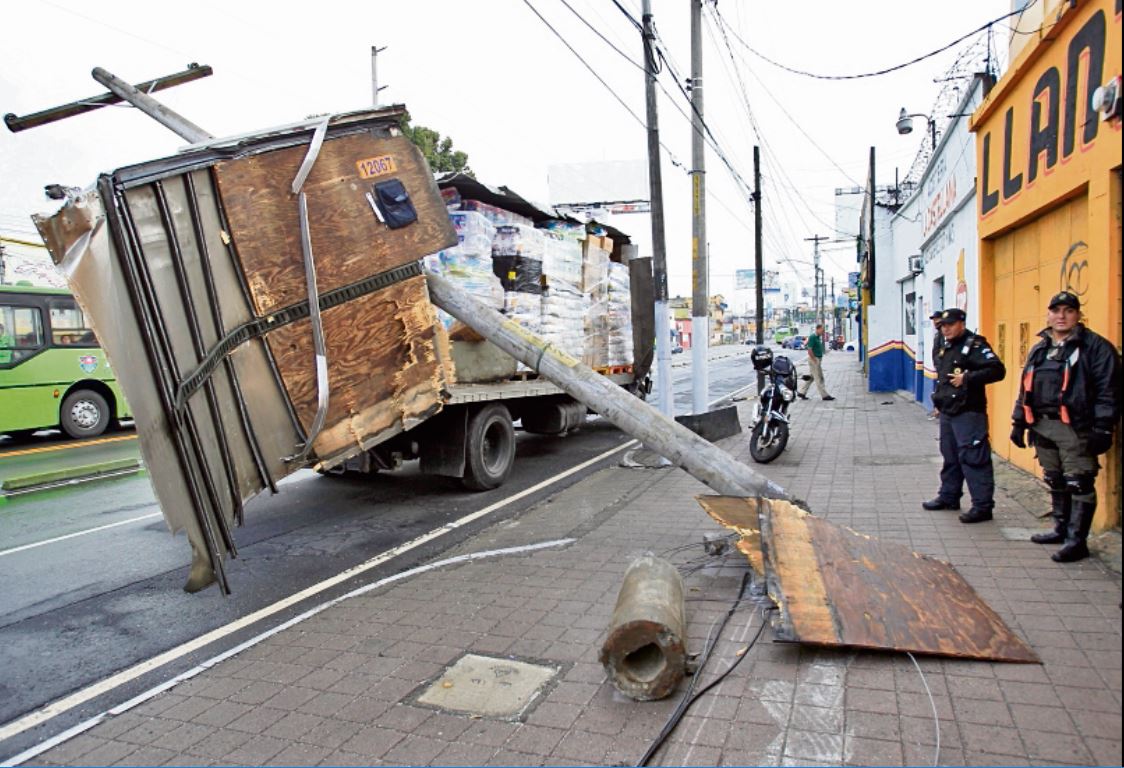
[636,573,764,767]
[906,651,941,768]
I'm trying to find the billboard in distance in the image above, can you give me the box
[735,269,780,292]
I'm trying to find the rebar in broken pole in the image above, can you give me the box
[425,271,788,499]
[600,554,687,701]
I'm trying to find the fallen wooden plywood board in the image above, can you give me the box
[697,496,1039,663]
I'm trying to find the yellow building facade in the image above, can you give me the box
[973,0,1122,529]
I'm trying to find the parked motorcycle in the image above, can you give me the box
[748,344,797,463]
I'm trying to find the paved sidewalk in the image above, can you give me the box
[25,352,1122,767]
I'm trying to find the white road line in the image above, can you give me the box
[0,438,638,748]
[2,537,576,768]
[0,513,162,559]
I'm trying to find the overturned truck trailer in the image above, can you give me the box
[36,108,489,593]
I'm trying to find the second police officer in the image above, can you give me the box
[922,308,1007,523]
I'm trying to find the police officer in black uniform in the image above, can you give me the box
[1010,291,1121,562]
[922,308,1007,523]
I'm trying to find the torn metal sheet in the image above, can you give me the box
[697,496,1039,663]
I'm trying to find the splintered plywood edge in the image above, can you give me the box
[266,275,446,463]
[759,499,1039,663]
[700,495,1039,664]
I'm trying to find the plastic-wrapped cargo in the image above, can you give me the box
[605,262,633,366]
[541,288,588,360]
[537,219,586,244]
[503,291,542,333]
[461,199,533,228]
[493,223,545,260]
[582,239,610,294]
[541,236,583,293]
[425,211,504,338]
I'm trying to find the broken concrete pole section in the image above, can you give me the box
[600,554,687,701]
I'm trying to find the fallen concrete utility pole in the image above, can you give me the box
[599,554,686,700]
[426,271,788,500]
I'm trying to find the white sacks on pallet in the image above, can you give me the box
[425,211,504,336]
[540,235,587,360]
[604,262,633,366]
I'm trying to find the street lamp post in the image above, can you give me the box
[896,108,936,150]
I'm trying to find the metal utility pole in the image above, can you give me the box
[91,68,212,143]
[805,234,828,332]
[753,146,764,345]
[642,0,673,419]
[830,276,836,339]
[689,0,708,415]
[371,46,388,107]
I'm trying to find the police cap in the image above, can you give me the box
[1047,291,1080,311]
[928,310,942,320]
[938,308,966,325]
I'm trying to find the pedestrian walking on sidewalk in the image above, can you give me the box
[797,323,835,401]
[923,308,1006,523]
[1010,291,1121,562]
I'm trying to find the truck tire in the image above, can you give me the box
[462,403,516,491]
[61,389,110,439]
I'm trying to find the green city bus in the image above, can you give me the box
[0,284,130,439]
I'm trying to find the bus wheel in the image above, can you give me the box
[462,403,515,491]
[61,389,110,439]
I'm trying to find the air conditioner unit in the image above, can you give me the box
[908,255,923,273]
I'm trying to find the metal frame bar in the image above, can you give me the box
[153,180,245,526]
[98,174,231,594]
[182,172,275,497]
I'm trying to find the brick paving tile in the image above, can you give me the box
[1009,702,1079,734]
[225,704,288,734]
[958,721,1027,756]
[434,740,499,766]
[116,716,181,746]
[658,742,724,767]
[789,704,844,734]
[181,727,253,761]
[295,690,356,717]
[190,700,257,729]
[1020,728,1096,764]
[228,680,285,706]
[842,735,903,767]
[1084,736,1124,765]
[1072,707,1124,741]
[89,713,147,741]
[338,725,407,759]
[904,743,966,766]
[844,710,901,741]
[843,667,896,691]
[129,693,184,718]
[525,700,583,729]
[294,666,347,692]
[296,717,363,750]
[35,735,108,765]
[945,673,1006,700]
[377,703,433,732]
[260,741,332,766]
[550,729,616,763]
[672,714,731,748]
[260,711,323,740]
[485,748,541,766]
[334,694,393,724]
[783,729,845,763]
[459,719,520,747]
[1055,685,1120,712]
[382,734,448,765]
[220,734,288,765]
[259,685,319,712]
[111,744,177,766]
[504,724,566,756]
[190,676,250,701]
[410,711,473,741]
[152,722,216,753]
[316,749,379,766]
[159,696,214,723]
[953,695,1015,725]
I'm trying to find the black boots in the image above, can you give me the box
[1053,497,1096,562]
[959,507,993,524]
[1031,491,1070,544]
[922,497,960,511]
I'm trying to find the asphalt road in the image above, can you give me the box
[0,349,758,758]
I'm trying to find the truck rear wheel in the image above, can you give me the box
[462,403,515,491]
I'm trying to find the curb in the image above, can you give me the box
[0,458,142,491]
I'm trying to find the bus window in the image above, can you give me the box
[49,298,95,347]
[0,305,45,366]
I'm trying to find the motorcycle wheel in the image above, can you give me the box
[749,419,789,464]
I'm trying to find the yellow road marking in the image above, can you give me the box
[0,434,137,458]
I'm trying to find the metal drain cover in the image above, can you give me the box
[418,654,559,718]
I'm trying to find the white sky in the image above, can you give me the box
[1,0,1011,301]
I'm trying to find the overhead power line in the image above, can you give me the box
[720,0,1035,81]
